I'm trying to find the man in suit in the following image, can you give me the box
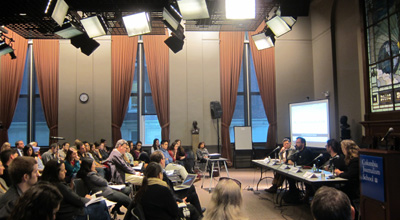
[265,138,296,193]
[14,141,24,157]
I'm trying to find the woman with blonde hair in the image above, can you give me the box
[203,178,247,220]
[334,140,360,200]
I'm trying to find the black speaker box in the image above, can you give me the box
[210,101,222,119]
[280,0,311,17]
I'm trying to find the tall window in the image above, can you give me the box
[230,33,269,143]
[121,38,161,145]
[364,0,400,112]
[8,41,49,146]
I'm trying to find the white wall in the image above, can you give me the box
[169,32,220,146]
[58,36,112,144]
[275,16,314,141]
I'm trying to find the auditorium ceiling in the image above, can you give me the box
[0,0,280,39]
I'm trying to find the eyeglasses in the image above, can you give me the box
[219,177,242,189]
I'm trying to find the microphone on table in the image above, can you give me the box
[267,146,281,156]
[307,153,324,166]
[381,127,394,142]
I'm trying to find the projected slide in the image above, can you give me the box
[290,100,330,148]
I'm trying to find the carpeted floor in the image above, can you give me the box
[116,167,313,220]
[195,167,313,220]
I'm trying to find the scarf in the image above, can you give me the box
[147,177,169,188]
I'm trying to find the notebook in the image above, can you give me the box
[173,174,197,191]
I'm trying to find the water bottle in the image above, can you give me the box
[312,164,316,172]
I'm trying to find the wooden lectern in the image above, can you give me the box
[359,149,400,220]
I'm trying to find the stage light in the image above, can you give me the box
[9,51,16,59]
[252,29,275,50]
[81,15,108,38]
[45,0,69,26]
[225,0,255,19]
[266,16,292,37]
[177,0,209,20]
[0,41,14,56]
[163,6,182,31]
[122,12,152,37]
[165,33,185,53]
[54,22,83,38]
[70,33,100,56]
[281,16,297,27]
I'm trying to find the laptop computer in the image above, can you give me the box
[173,174,197,191]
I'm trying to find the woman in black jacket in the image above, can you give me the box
[41,159,111,220]
[77,157,132,215]
[134,162,179,220]
[334,140,360,200]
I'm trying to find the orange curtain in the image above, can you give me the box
[33,39,59,145]
[219,32,245,166]
[249,22,277,149]
[143,32,170,140]
[111,36,138,144]
[0,28,28,145]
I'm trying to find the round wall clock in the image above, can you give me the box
[79,93,89,103]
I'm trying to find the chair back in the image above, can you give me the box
[73,178,89,197]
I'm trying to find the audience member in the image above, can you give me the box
[0,143,10,153]
[89,142,103,163]
[334,140,360,201]
[321,139,346,171]
[100,139,111,154]
[0,161,8,197]
[132,141,143,160]
[14,141,24,156]
[77,141,105,178]
[64,149,80,182]
[196,142,209,163]
[265,138,295,193]
[58,142,70,160]
[168,141,179,162]
[23,144,44,172]
[203,178,247,220]
[98,141,109,159]
[151,138,160,154]
[41,159,111,220]
[41,143,59,165]
[311,186,355,220]
[131,162,200,220]
[0,156,39,219]
[106,139,142,185]
[0,149,19,187]
[133,162,179,220]
[175,139,186,162]
[161,140,188,180]
[77,157,131,215]
[150,151,203,216]
[9,182,63,220]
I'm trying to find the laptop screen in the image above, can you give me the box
[182,174,196,186]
